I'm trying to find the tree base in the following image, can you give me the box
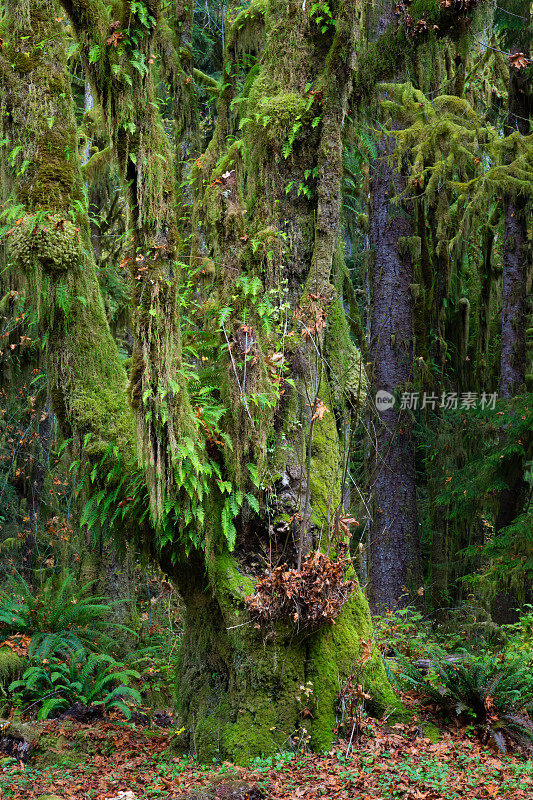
[175,551,400,764]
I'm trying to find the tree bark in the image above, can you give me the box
[492,19,532,623]
[500,9,530,399]
[367,128,420,612]
[501,190,528,398]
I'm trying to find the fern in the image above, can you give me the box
[394,646,533,753]
[9,650,142,720]
[0,572,130,658]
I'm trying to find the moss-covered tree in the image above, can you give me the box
[1,0,400,763]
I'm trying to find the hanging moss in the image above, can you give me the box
[1,0,143,551]
[227,0,267,54]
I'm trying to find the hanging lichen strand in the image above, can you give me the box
[58,0,199,533]
[0,0,141,523]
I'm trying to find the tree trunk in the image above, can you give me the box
[500,11,530,399]
[175,553,395,762]
[500,190,528,398]
[0,1,140,533]
[176,0,399,759]
[367,127,420,612]
[492,22,531,624]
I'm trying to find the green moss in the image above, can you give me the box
[250,91,308,143]
[326,295,367,410]
[36,734,88,769]
[0,719,37,745]
[3,0,140,540]
[220,636,305,764]
[208,549,255,604]
[308,592,401,750]
[81,146,113,182]
[408,0,440,24]
[35,728,121,768]
[310,379,341,530]
[419,721,443,742]
[227,0,267,52]
[175,0,403,762]
[352,25,411,103]
[10,215,82,273]
[35,796,64,800]
[0,647,25,686]
[222,702,281,763]
[357,213,369,232]
[398,236,422,264]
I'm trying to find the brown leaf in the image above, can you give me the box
[311,399,329,422]
[509,52,530,70]
[107,30,124,48]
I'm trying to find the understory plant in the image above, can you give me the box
[0,572,130,659]
[395,645,533,754]
[9,650,141,720]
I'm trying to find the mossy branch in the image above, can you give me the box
[193,68,221,95]
[351,2,488,104]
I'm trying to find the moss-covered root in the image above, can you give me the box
[176,549,400,765]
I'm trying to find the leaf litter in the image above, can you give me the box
[0,714,532,799]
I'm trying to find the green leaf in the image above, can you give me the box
[246,493,260,513]
[88,44,101,64]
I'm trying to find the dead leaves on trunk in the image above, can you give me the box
[244,550,357,630]
[0,633,31,657]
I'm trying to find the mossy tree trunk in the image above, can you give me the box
[58,0,198,522]
[0,0,138,506]
[178,0,399,761]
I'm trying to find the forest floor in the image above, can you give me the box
[1,702,533,800]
